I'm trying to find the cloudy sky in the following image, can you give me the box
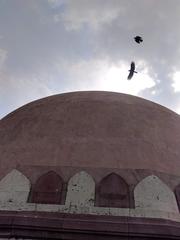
[1,0,180,118]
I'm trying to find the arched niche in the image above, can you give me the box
[0,169,30,203]
[134,175,179,213]
[29,171,65,204]
[95,173,130,208]
[65,171,95,207]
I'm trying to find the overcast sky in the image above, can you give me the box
[1,0,180,118]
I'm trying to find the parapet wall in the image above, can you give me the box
[0,168,180,222]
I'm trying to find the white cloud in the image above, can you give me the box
[98,62,155,95]
[172,71,180,92]
[2,0,180,117]
[56,59,155,96]
[57,0,123,30]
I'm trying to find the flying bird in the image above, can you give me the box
[127,62,137,80]
[134,36,143,44]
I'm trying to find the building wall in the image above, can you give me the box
[0,169,179,222]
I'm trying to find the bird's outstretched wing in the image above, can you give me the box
[127,71,133,80]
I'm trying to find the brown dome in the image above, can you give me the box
[1,91,180,175]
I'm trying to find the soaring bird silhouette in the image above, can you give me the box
[127,62,137,80]
[134,36,143,44]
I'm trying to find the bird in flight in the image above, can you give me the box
[134,36,143,44]
[127,62,137,80]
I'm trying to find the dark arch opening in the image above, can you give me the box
[29,171,66,204]
[95,173,130,208]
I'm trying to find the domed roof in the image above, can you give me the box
[1,91,180,175]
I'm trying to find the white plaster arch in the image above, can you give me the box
[0,169,30,203]
[65,171,95,207]
[134,175,179,213]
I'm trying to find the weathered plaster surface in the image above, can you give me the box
[134,175,179,213]
[0,169,30,204]
[0,170,179,222]
[65,171,95,207]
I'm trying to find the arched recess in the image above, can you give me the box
[0,169,30,203]
[65,171,95,207]
[134,175,179,213]
[29,171,65,204]
[95,173,130,208]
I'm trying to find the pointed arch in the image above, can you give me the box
[0,169,30,203]
[134,175,179,213]
[96,173,130,208]
[29,171,65,204]
[65,171,95,207]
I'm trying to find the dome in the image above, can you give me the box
[0,91,180,175]
[1,91,180,239]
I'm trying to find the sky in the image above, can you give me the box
[1,0,180,118]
